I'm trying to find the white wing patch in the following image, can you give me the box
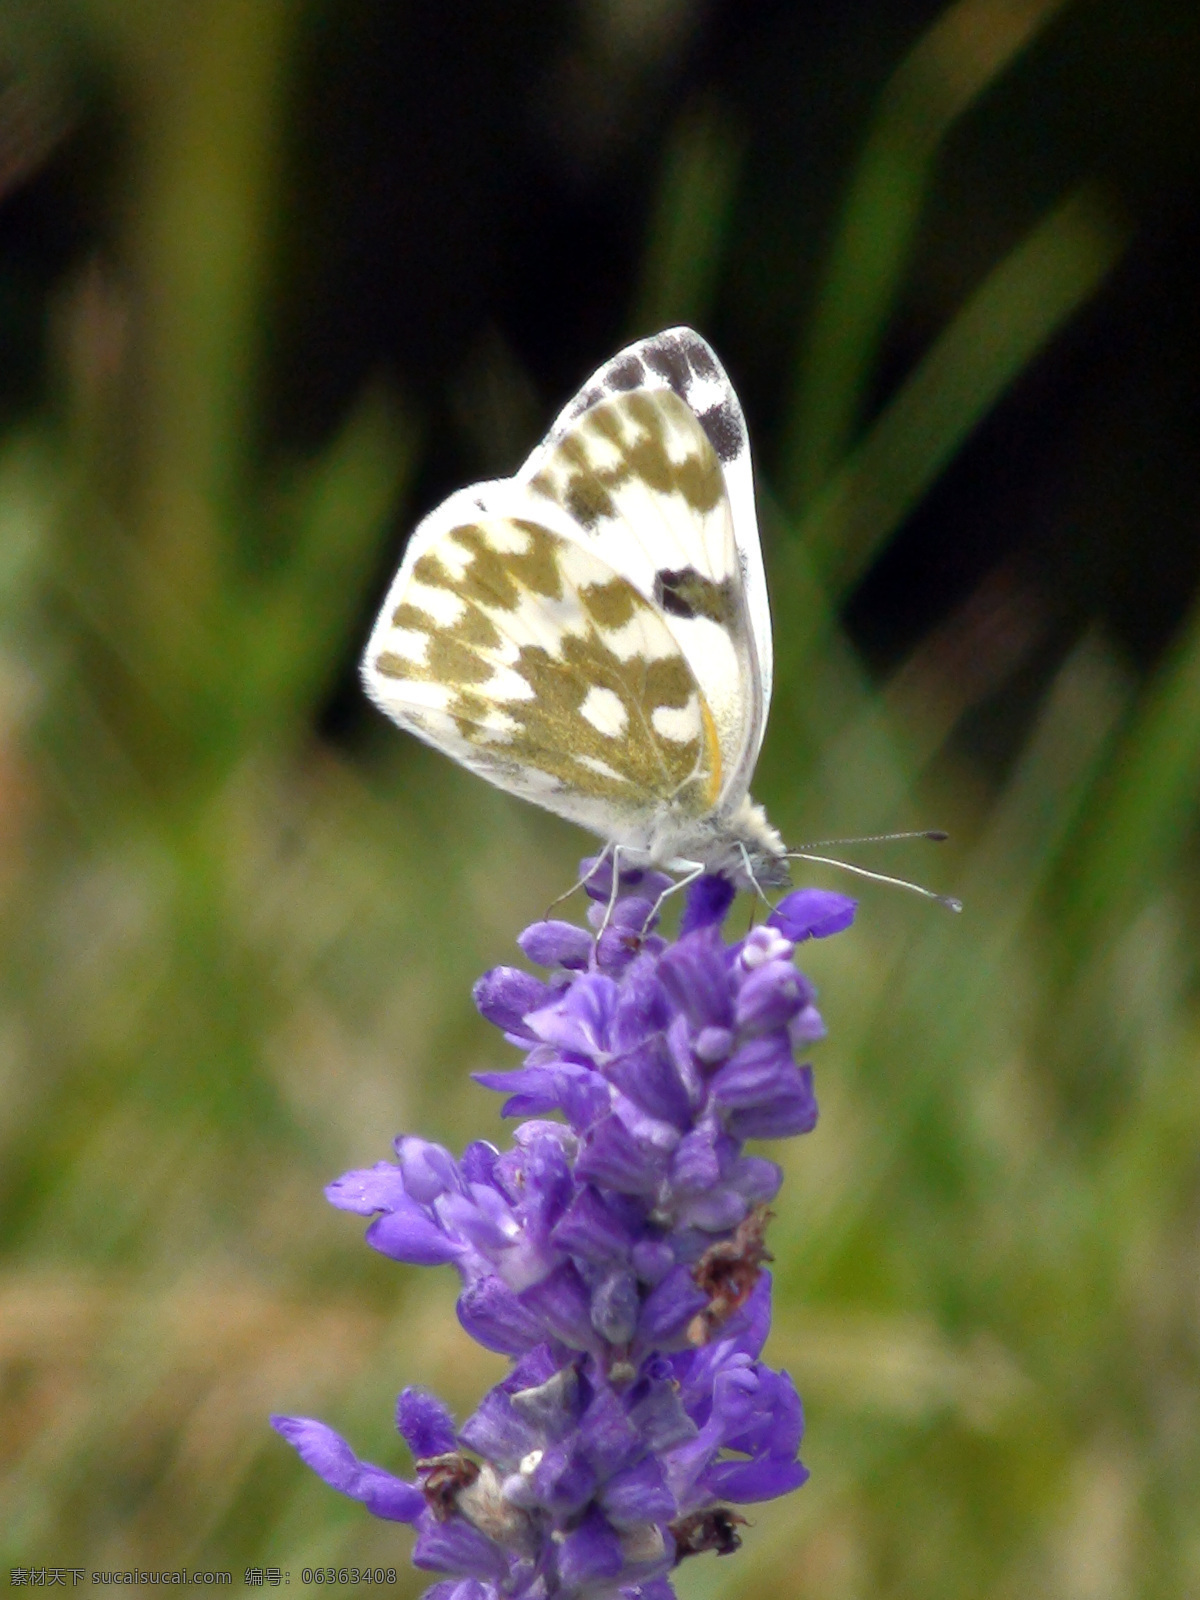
[578,685,628,737]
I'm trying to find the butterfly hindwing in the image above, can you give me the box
[363,492,723,843]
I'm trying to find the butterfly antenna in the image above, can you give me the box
[791,828,949,850]
[785,849,963,913]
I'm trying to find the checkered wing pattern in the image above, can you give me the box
[362,327,773,860]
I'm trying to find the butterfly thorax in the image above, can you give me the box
[642,793,790,891]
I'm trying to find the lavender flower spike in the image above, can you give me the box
[274,865,856,1598]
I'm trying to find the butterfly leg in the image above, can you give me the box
[642,860,707,933]
[598,844,629,936]
[545,846,612,920]
[737,841,775,912]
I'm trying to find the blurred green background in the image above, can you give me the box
[1,1,1198,1595]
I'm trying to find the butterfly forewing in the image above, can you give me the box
[363,501,723,844]
[522,386,758,795]
[543,327,772,743]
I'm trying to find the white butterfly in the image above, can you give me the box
[361,327,789,891]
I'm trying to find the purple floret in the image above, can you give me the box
[274,867,855,1598]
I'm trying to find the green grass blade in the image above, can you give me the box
[1061,592,1200,953]
[630,100,744,336]
[781,0,1073,510]
[799,184,1128,597]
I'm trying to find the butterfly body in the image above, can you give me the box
[363,327,788,891]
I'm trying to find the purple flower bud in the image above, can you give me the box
[739,925,794,970]
[526,973,617,1058]
[731,1269,774,1358]
[709,1033,796,1110]
[590,1267,640,1344]
[395,1136,460,1203]
[676,1186,749,1233]
[473,967,553,1039]
[626,1364,697,1453]
[550,1184,635,1265]
[508,1363,580,1435]
[574,1113,670,1196]
[474,1061,610,1128]
[657,931,734,1030]
[420,1581,493,1600]
[734,961,813,1034]
[594,920,649,974]
[460,1141,499,1186]
[631,1237,675,1285]
[724,1063,818,1140]
[518,919,594,970]
[667,1014,705,1105]
[556,1506,625,1587]
[599,1455,676,1528]
[768,888,857,942]
[669,1126,721,1194]
[610,954,672,1049]
[636,1264,709,1347]
[364,1196,465,1266]
[518,1261,602,1354]
[790,1003,827,1045]
[694,1025,734,1064]
[574,1382,639,1479]
[633,1578,676,1600]
[324,1161,408,1215]
[412,1516,510,1581]
[396,1388,458,1458]
[600,895,658,935]
[727,1155,783,1207]
[438,1185,519,1255]
[529,1439,598,1516]
[457,1386,540,1469]
[456,1274,546,1355]
[269,1416,424,1522]
[679,874,736,935]
[605,1036,690,1129]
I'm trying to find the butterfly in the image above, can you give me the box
[361,327,789,892]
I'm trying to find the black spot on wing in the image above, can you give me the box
[698,401,743,464]
[643,334,691,396]
[685,338,719,383]
[641,333,743,460]
[654,566,737,625]
[606,354,645,391]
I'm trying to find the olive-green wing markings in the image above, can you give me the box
[364,513,723,832]
[524,387,759,801]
